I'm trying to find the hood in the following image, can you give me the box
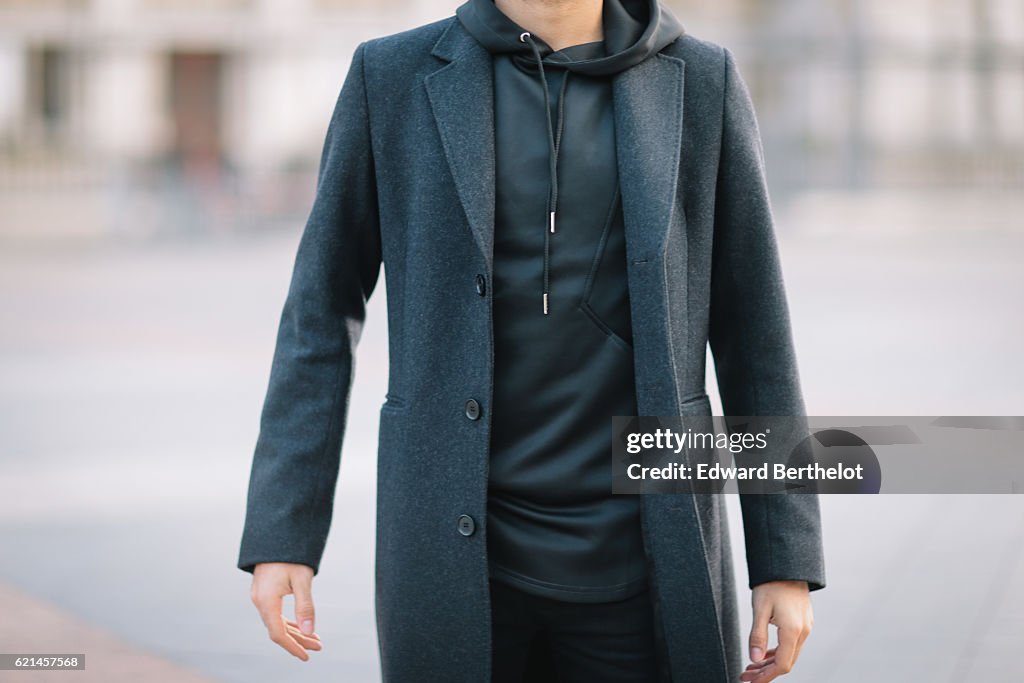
[455,0,685,76]
[454,0,685,316]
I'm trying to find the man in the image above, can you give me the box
[238,0,826,681]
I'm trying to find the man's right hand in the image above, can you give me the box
[250,562,323,661]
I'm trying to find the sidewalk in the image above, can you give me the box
[0,580,214,683]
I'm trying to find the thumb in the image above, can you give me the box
[292,571,316,636]
[749,601,771,663]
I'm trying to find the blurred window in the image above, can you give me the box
[169,51,224,170]
[27,46,70,143]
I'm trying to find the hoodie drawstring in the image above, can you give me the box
[519,31,569,316]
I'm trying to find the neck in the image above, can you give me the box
[494,0,604,51]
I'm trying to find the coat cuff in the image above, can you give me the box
[741,494,826,593]
[237,527,326,576]
[745,529,826,592]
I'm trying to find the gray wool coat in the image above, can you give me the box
[238,13,826,683]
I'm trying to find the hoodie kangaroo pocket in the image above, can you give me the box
[579,186,633,351]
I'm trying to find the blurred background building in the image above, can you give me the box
[0,0,440,240]
[0,0,1021,242]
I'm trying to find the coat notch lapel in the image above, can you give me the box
[425,21,496,269]
[613,52,686,259]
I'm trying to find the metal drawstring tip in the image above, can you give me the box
[543,292,549,315]
[549,211,556,234]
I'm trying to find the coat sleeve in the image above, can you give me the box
[237,41,382,576]
[708,48,826,591]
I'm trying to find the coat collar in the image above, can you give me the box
[425,18,685,270]
[425,21,498,268]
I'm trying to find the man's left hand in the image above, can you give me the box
[740,580,813,681]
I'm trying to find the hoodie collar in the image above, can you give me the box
[455,0,684,75]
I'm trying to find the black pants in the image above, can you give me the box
[489,579,666,683]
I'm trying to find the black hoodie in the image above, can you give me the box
[456,0,684,603]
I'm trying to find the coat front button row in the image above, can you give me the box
[464,398,481,421]
[475,273,487,297]
[457,514,476,537]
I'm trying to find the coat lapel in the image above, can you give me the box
[425,19,686,271]
[425,21,496,270]
[613,52,686,260]
[612,50,689,420]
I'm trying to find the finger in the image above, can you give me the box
[266,613,310,660]
[749,600,772,663]
[743,648,776,667]
[742,661,775,679]
[744,623,807,681]
[773,623,800,675]
[744,655,775,671]
[737,663,774,679]
[740,663,777,682]
[794,626,808,657]
[285,624,322,648]
[284,623,323,651]
[292,572,316,636]
[787,605,812,670]
[284,618,321,640]
[254,590,309,661]
[790,622,811,670]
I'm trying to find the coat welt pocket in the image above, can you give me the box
[381,393,407,413]
[678,391,712,415]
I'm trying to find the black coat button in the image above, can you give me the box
[457,514,476,536]
[475,274,487,297]
[464,399,481,421]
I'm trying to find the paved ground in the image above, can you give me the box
[0,580,213,682]
[0,198,1021,681]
